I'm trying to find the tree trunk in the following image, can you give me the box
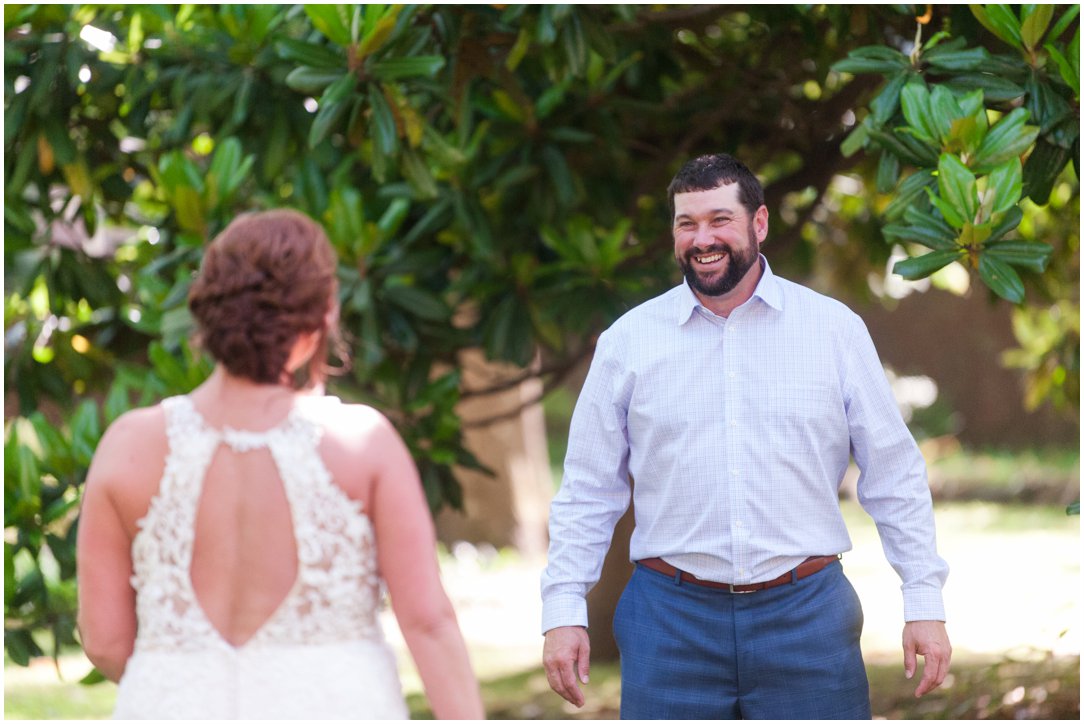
[435,349,552,557]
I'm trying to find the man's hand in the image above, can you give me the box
[543,626,591,707]
[903,620,952,697]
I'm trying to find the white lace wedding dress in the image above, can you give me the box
[112,395,408,719]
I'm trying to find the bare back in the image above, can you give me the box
[186,394,386,646]
[107,390,387,650]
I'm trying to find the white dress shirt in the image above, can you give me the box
[541,256,949,633]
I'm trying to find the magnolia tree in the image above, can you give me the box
[4,4,1078,668]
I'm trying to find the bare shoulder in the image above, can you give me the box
[317,402,407,501]
[91,404,168,477]
[85,403,169,531]
[319,401,399,448]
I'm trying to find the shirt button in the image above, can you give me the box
[735,520,743,528]
[728,372,736,379]
[730,469,740,476]
[729,419,738,427]
[739,568,747,576]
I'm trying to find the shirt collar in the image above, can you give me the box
[676,254,783,325]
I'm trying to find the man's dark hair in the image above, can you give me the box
[667,153,765,219]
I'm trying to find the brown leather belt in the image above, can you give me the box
[636,555,840,593]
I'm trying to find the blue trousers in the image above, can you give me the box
[613,559,871,720]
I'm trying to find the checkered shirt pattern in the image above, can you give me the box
[541,256,949,633]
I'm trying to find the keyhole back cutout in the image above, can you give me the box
[190,442,299,648]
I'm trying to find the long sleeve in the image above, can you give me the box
[540,327,632,634]
[842,313,949,622]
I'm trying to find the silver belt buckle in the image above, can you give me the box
[728,583,755,594]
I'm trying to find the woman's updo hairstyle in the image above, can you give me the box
[188,209,342,389]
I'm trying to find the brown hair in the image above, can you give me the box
[188,209,343,389]
[667,153,765,220]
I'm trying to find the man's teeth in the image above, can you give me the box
[696,253,725,264]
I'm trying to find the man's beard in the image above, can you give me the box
[679,225,759,298]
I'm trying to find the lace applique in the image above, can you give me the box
[129,396,381,653]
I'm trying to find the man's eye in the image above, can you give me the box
[713,217,732,225]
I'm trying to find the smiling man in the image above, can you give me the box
[541,153,951,719]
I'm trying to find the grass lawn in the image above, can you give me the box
[5,501,1079,719]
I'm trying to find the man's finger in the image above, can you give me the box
[559,657,584,707]
[578,647,591,684]
[903,643,917,680]
[914,648,948,697]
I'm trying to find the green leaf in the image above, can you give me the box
[1024,73,1073,137]
[1022,139,1071,205]
[304,5,351,46]
[69,400,101,466]
[1020,4,1054,50]
[983,158,1023,217]
[927,188,966,228]
[978,252,1025,303]
[957,89,986,119]
[970,4,1024,51]
[882,224,957,251]
[4,544,14,607]
[547,127,594,144]
[80,668,108,685]
[103,381,130,426]
[1047,5,1080,42]
[368,83,398,158]
[400,147,439,199]
[376,197,411,240]
[984,239,1052,273]
[308,99,348,149]
[869,128,937,166]
[944,73,1025,104]
[882,205,958,250]
[876,151,900,193]
[929,85,964,144]
[560,13,588,77]
[368,56,445,81]
[923,46,988,72]
[1045,40,1079,96]
[895,130,941,166]
[893,249,964,280]
[900,82,938,143]
[840,121,869,158]
[984,204,1024,244]
[831,45,909,75]
[356,6,401,60]
[275,38,344,68]
[308,73,356,148]
[484,294,533,366]
[972,108,1039,172]
[901,204,962,238]
[884,170,937,221]
[383,284,450,321]
[285,67,345,95]
[505,27,531,71]
[937,153,978,224]
[870,71,910,126]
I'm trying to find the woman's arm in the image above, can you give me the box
[368,415,484,720]
[75,411,155,682]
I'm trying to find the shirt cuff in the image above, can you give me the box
[902,583,946,622]
[541,593,589,635]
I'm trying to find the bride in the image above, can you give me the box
[76,209,485,719]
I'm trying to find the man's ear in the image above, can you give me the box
[754,205,769,243]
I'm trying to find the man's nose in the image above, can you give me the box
[693,225,713,249]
